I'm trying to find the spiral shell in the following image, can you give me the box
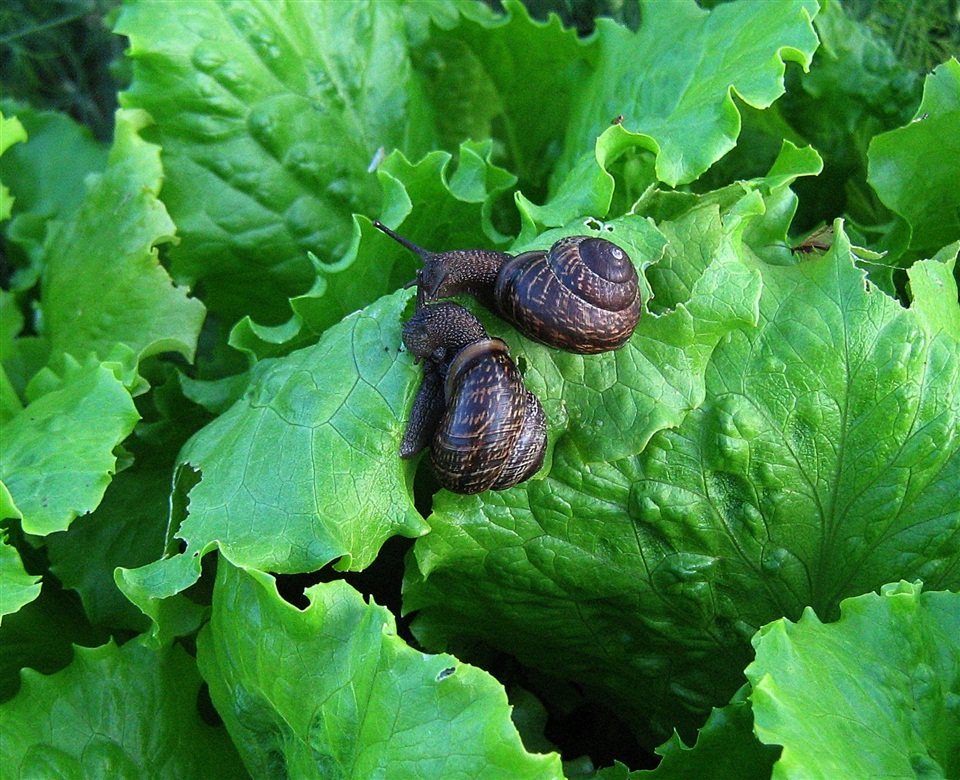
[494,236,640,354]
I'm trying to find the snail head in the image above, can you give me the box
[402,301,488,365]
[373,220,506,306]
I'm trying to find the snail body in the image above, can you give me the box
[374,222,640,354]
[401,300,546,494]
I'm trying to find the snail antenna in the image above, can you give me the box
[373,221,435,261]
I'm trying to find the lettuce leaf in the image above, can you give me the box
[229,139,516,360]
[40,108,205,369]
[0,107,109,291]
[115,0,435,325]
[198,560,564,779]
[0,356,140,535]
[0,638,246,778]
[404,224,960,745]
[868,58,960,258]
[0,113,27,222]
[413,0,588,194]
[747,581,960,778]
[0,532,41,623]
[553,0,820,188]
[117,288,429,628]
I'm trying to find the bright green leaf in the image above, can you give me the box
[198,560,564,779]
[0,639,247,778]
[0,533,41,624]
[0,357,140,535]
[119,288,428,617]
[868,58,960,257]
[115,0,434,324]
[40,108,205,369]
[0,113,27,221]
[747,581,960,779]
[554,0,819,187]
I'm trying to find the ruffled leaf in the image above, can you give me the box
[198,560,564,779]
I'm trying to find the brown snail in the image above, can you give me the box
[401,293,547,494]
[374,221,640,354]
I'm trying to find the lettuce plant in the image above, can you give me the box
[1,1,958,777]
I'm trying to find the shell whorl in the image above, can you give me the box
[494,236,640,354]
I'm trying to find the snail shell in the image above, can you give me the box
[494,235,639,354]
[401,301,546,494]
[373,221,640,354]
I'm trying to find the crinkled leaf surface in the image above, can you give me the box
[405,226,960,746]
[198,560,563,779]
[115,0,434,324]
[40,109,205,368]
[230,139,516,360]
[0,357,140,535]
[0,107,109,291]
[0,533,41,623]
[119,288,428,619]
[747,581,960,779]
[508,213,759,465]
[868,58,960,257]
[553,0,819,187]
[0,638,247,779]
[0,113,27,221]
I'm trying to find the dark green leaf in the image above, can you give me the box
[114,0,435,324]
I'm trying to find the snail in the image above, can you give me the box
[401,293,547,494]
[374,221,640,354]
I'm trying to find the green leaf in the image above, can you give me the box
[553,0,820,188]
[0,112,27,221]
[414,0,590,193]
[774,0,920,232]
[197,560,564,779]
[0,107,109,291]
[40,108,206,369]
[0,639,247,778]
[119,288,428,617]
[868,58,960,258]
[0,579,110,702]
[596,687,778,779]
[405,227,960,746]
[115,0,434,324]
[0,357,140,535]
[229,139,516,360]
[0,533,41,624]
[508,208,759,465]
[747,581,960,779]
[45,441,175,633]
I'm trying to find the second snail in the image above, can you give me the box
[399,289,547,495]
[375,222,641,354]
